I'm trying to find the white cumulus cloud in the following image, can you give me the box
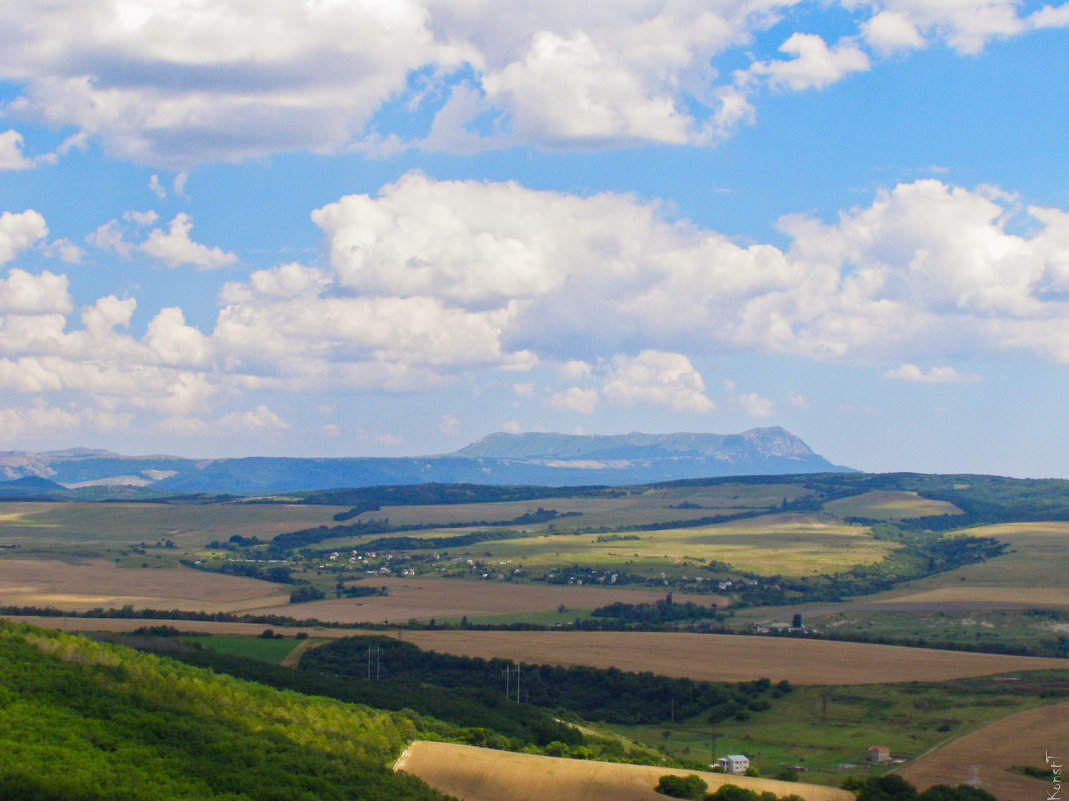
[863,11,927,53]
[549,386,600,414]
[0,130,35,171]
[0,1,1051,163]
[751,34,870,91]
[0,210,48,264]
[6,174,1069,443]
[884,364,981,383]
[602,350,714,412]
[140,214,238,270]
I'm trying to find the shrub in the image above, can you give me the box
[656,774,708,800]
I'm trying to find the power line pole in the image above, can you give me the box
[502,664,511,698]
[515,665,523,703]
[367,644,372,680]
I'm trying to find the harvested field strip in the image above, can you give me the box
[392,630,1069,685]
[897,700,1069,800]
[396,741,853,801]
[0,616,365,639]
[15,617,1067,686]
[0,558,290,612]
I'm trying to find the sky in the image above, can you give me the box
[0,1,1068,477]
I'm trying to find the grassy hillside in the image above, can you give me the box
[0,621,450,801]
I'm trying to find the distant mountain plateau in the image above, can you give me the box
[0,427,854,497]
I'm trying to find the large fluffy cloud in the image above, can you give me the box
[297,174,1069,366]
[1,1,1063,163]
[4,175,1069,437]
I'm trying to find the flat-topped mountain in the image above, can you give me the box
[457,427,821,462]
[0,427,852,496]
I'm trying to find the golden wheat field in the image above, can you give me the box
[388,630,1067,685]
[395,741,854,801]
[897,700,1069,800]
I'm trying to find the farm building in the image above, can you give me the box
[717,755,750,774]
[867,746,891,763]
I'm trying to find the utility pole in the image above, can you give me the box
[376,644,381,681]
[503,664,511,698]
[515,665,523,703]
[367,644,372,680]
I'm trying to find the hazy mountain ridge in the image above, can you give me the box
[0,427,851,495]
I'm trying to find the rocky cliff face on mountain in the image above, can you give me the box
[0,427,852,496]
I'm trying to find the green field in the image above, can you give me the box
[869,521,1069,604]
[822,491,963,522]
[792,608,1069,654]
[179,634,302,665]
[387,514,897,578]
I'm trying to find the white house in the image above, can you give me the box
[717,755,750,774]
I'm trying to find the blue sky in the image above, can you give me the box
[1,0,1067,476]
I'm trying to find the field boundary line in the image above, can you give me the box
[392,743,413,771]
[279,637,316,668]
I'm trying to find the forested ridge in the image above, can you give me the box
[299,635,788,725]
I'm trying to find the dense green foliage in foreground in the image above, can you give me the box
[0,622,449,801]
[654,775,995,801]
[842,775,996,801]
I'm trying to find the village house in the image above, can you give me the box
[867,746,891,763]
[716,755,750,774]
